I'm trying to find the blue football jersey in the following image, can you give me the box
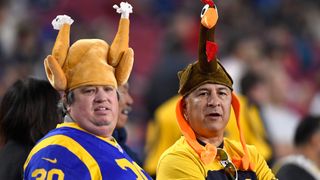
[24,123,152,180]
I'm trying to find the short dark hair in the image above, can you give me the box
[66,91,75,105]
[58,91,75,116]
[294,115,320,147]
[240,71,264,96]
[0,77,62,145]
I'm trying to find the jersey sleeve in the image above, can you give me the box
[24,145,92,180]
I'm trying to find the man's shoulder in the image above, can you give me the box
[224,138,256,149]
[23,127,97,180]
[224,138,259,157]
[159,137,198,162]
[24,125,93,166]
[157,137,204,178]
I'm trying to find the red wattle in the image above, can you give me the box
[201,0,214,7]
[206,41,218,62]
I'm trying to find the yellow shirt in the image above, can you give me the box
[143,95,181,175]
[157,137,276,180]
[144,94,273,176]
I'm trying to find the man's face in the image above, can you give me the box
[117,83,133,128]
[183,83,232,138]
[68,85,119,138]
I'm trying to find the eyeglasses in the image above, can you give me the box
[216,148,238,180]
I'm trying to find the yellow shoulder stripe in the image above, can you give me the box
[58,122,119,146]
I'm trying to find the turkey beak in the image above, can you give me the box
[201,7,218,29]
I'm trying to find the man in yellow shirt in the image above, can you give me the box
[144,72,274,176]
[156,0,276,179]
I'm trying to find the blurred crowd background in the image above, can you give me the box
[1,0,320,165]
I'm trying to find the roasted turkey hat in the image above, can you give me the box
[44,15,133,91]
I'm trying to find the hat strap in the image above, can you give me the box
[231,92,255,170]
[176,97,217,165]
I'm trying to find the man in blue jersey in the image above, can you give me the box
[23,2,152,180]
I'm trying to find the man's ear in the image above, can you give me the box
[62,95,71,113]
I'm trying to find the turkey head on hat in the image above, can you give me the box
[199,0,218,66]
[178,0,232,96]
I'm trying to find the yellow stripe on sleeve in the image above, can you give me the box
[23,134,102,179]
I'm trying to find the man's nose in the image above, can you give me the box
[94,89,108,103]
[207,94,220,107]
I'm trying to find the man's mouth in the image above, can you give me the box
[94,106,110,111]
[206,112,221,117]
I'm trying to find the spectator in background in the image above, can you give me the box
[273,115,320,179]
[144,9,197,120]
[143,95,181,178]
[0,0,8,64]
[12,21,42,64]
[112,83,143,166]
[225,70,275,166]
[0,77,62,180]
[0,64,28,99]
[221,35,264,93]
[309,72,320,116]
[262,64,300,159]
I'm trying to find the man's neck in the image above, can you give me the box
[196,135,224,147]
[64,114,75,122]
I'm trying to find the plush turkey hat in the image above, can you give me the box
[176,0,254,170]
[44,14,133,92]
[178,60,233,95]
